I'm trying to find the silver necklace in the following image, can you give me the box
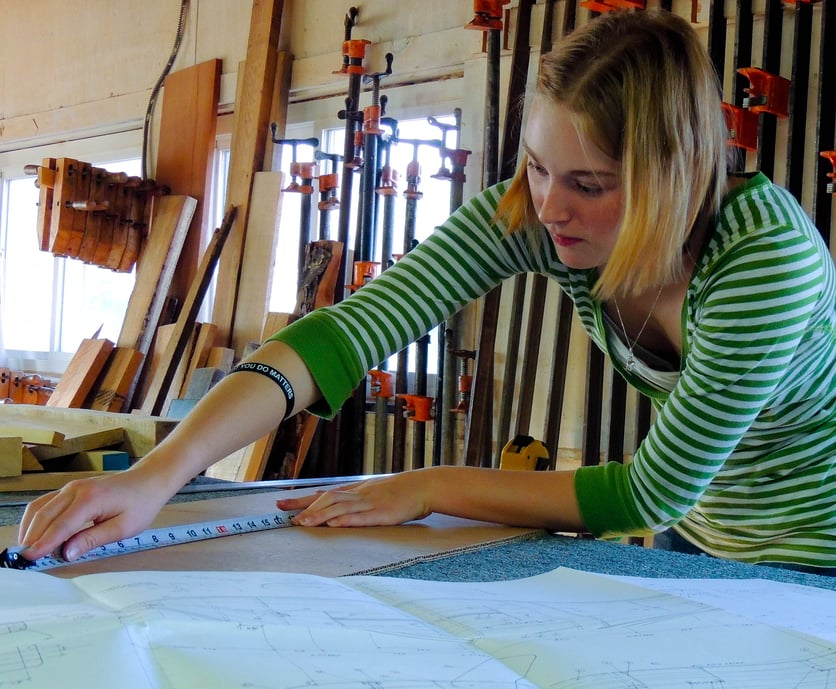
[612,286,664,373]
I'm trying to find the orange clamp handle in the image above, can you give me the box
[397,394,434,422]
[345,260,380,293]
[722,103,759,152]
[738,67,790,118]
[822,151,836,194]
[369,370,394,398]
[344,39,371,75]
[465,0,509,30]
[376,167,398,196]
[580,0,645,11]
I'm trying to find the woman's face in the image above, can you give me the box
[524,96,624,271]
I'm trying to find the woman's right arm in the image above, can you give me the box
[17,340,320,562]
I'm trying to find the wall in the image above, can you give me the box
[0,0,250,153]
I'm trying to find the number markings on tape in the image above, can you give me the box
[1,510,300,571]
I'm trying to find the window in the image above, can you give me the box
[0,157,140,374]
[268,115,460,376]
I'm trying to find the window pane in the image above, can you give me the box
[58,158,140,350]
[59,257,135,349]
[1,157,140,356]
[2,177,54,351]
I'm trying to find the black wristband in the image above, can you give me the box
[230,362,295,419]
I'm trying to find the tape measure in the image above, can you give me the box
[0,509,300,572]
[499,434,551,471]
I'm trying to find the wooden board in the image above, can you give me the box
[46,338,115,408]
[212,0,284,349]
[206,346,235,373]
[139,209,236,416]
[117,194,197,354]
[156,59,222,304]
[0,470,109,493]
[261,312,292,339]
[231,171,284,351]
[0,405,177,459]
[178,322,218,398]
[87,347,144,412]
[21,446,44,472]
[29,426,124,462]
[159,324,198,417]
[0,421,63,446]
[0,437,22,477]
[264,51,294,171]
[132,323,176,412]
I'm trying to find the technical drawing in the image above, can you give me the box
[0,567,833,689]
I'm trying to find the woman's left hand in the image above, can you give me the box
[276,471,432,527]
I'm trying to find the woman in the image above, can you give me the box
[18,9,836,572]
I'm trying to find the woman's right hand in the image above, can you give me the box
[17,465,172,563]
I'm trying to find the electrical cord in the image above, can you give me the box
[141,0,190,180]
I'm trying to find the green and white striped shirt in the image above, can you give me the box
[273,172,836,568]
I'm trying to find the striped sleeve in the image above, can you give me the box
[577,181,832,539]
[268,182,546,417]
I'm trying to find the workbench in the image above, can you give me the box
[3,477,836,689]
[1,476,834,591]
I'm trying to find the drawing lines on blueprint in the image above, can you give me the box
[351,568,836,688]
[0,570,537,689]
[2,567,835,689]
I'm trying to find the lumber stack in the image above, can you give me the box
[0,405,176,492]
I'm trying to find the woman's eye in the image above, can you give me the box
[526,160,547,176]
[575,181,604,196]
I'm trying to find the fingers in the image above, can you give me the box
[291,489,376,527]
[275,490,324,512]
[18,482,101,560]
[17,476,153,562]
[19,481,112,560]
[283,481,420,528]
[59,516,135,562]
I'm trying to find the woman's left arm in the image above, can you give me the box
[278,466,585,532]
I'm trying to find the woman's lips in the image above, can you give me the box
[550,233,583,247]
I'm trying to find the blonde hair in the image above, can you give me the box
[497,10,728,299]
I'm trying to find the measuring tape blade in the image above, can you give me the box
[1,509,300,572]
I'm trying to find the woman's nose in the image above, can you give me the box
[537,185,572,225]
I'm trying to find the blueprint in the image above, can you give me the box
[1,566,835,689]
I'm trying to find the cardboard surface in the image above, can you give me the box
[1,487,540,579]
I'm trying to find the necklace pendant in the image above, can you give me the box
[625,352,636,372]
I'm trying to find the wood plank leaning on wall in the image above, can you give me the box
[155,59,222,304]
[213,0,284,353]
